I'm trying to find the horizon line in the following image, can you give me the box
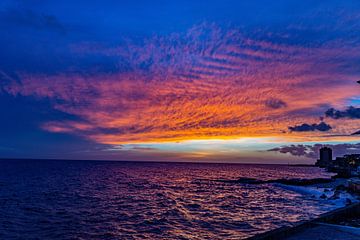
[0,157,315,166]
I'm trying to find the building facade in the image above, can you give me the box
[316,147,360,177]
[315,147,333,167]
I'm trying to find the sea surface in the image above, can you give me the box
[0,160,343,239]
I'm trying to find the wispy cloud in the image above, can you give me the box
[264,98,287,109]
[4,23,360,144]
[268,143,360,159]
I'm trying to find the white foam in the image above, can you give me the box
[274,183,359,208]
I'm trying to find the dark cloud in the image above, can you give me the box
[325,106,360,119]
[268,143,360,159]
[0,8,66,34]
[131,146,157,151]
[351,130,360,135]
[268,144,310,157]
[288,122,332,132]
[264,98,287,109]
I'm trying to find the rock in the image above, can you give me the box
[348,180,360,193]
[335,184,347,191]
[329,191,340,200]
[214,177,334,186]
[272,178,333,186]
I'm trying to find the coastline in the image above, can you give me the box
[246,177,360,240]
[246,202,360,240]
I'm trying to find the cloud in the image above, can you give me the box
[264,98,287,109]
[351,130,360,135]
[0,92,109,159]
[3,23,360,144]
[268,144,313,158]
[130,146,157,151]
[268,143,360,159]
[325,106,360,119]
[288,122,332,132]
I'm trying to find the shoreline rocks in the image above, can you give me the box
[214,177,334,186]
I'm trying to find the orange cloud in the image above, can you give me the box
[5,24,360,144]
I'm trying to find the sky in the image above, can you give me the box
[1,0,360,163]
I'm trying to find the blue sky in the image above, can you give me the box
[1,1,360,163]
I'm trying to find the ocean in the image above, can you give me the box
[0,160,345,239]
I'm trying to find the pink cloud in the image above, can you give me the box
[4,23,360,144]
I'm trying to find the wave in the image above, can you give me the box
[275,183,359,208]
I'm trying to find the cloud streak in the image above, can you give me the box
[268,143,360,159]
[3,23,360,144]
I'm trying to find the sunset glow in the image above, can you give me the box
[1,1,360,162]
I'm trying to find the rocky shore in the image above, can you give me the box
[238,176,360,239]
[246,202,360,240]
[213,176,360,204]
[214,177,334,186]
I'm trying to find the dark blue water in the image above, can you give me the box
[0,160,338,239]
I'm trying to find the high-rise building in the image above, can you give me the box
[315,147,332,167]
[320,147,332,162]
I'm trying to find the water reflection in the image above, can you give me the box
[0,160,335,239]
